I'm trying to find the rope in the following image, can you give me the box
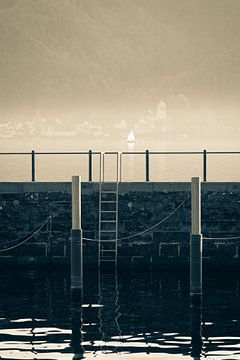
[83,196,189,242]
[49,215,52,238]
[203,235,240,240]
[0,216,51,253]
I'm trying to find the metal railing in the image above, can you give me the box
[0,149,239,182]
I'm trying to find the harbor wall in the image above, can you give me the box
[0,182,240,269]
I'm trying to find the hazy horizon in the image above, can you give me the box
[0,0,240,152]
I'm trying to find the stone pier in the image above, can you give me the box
[0,182,239,269]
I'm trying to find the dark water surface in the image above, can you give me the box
[0,269,239,359]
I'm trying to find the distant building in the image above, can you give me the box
[143,99,168,133]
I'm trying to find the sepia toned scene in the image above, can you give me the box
[0,1,240,359]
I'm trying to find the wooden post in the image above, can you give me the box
[190,177,202,302]
[71,176,82,298]
[31,150,35,182]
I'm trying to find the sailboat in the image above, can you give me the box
[127,130,135,143]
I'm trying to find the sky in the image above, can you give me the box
[0,0,240,144]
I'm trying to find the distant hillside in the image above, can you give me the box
[0,0,240,117]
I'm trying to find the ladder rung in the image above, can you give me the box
[99,181,118,267]
[101,220,116,223]
[101,201,116,203]
[100,250,115,252]
[100,240,116,242]
[101,191,117,194]
[100,181,117,183]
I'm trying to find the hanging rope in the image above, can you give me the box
[203,235,240,240]
[49,215,52,238]
[83,196,189,242]
[0,216,51,253]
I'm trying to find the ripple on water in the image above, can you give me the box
[0,270,239,359]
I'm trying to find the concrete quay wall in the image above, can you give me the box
[0,182,240,269]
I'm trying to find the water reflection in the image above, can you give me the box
[190,302,203,359]
[98,270,121,352]
[0,270,239,359]
[71,301,84,359]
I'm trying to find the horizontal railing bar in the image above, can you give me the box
[36,151,101,155]
[0,151,239,155]
[143,151,203,155]
[0,152,31,155]
[121,151,203,155]
[122,151,240,155]
[121,152,146,155]
[0,152,101,155]
[207,151,240,154]
[102,151,119,155]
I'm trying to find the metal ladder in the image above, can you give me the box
[98,153,120,268]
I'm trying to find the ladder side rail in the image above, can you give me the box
[99,152,102,183]
[115,181,119,267]
[116,152,119,183]
[98,181,102,268]
[119,152,122,182]
[102,153,105,182]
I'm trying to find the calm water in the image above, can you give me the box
[0,138,240,182]
[0,270,239,359]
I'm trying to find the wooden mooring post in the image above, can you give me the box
[190,177,202,302]
[71,176,83,298]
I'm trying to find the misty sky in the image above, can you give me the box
[0,0,240,129]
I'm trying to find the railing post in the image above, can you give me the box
[31,150,35,182]
[119,152,122,182]
[88,150,92,182]
[190,177,202,302]
[71,176,82,299]
[146,149,149,182]
[203,150,207,182]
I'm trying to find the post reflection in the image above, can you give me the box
[71,300,84,360]
[190,302,203,359]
